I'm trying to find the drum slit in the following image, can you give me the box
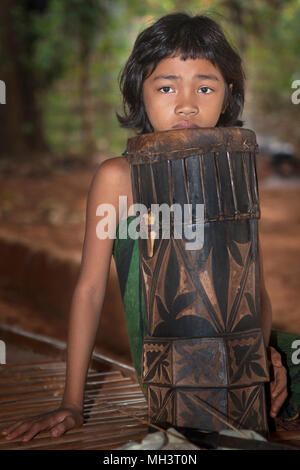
[213,152,223,217]
[251,151,259,206]
[199,153,207,221]
[226,151,238,217]
[136,164,142,205]
[241,152,253,213]
[168,159,175,231]
[149,163,158,205]
[182,158,191,221]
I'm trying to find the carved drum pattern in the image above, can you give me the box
[126,127,270,433]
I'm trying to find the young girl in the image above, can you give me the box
[2,12,287,442]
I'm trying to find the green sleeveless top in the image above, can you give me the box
[112,215,148,397]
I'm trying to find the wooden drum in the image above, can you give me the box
[126,127,270,434]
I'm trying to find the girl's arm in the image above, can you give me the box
[1,157,128,441]
[61,157,126,410]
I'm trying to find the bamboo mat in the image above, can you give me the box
[0,360,148,450]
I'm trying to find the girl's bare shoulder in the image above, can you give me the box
[95,156,130,179]
[90,156,132,203]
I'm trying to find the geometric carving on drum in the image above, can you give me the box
[143,341,172,385]
[148,385,175,424]
[228,385,268,432]
[227,239,254,331]
[142,220,260,338]
[196,247,226,331]
[143,337,227,387]
[176,388,228,430]
[142,331,269,389]
[173,338,226,387]
[147,239,217,337]
[143,331,269,431]
[147,384,268,432]
[226,331,269,386]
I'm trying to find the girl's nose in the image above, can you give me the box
[175,99,198,116]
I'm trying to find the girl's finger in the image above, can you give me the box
[21,420,52,442]
[269,347,283,367]
[1,421,24,435]
[273,356,283,368]
[51,416,75,437]
[4,421,34,440]
[50,423,67,437]
[271,368,287,397]
[270,389,288,417]
[21,413,68,442]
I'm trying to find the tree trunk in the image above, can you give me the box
[79,35,96,159]
[0,0,49,159]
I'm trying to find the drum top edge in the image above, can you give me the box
[126,127,257,161]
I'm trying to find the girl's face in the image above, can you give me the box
[143,55,231,132]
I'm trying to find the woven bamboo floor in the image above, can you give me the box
[0,321,150,450]
[1,324,300,450]
[0,359,149,450]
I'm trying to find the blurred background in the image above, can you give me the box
[0,0,299,364]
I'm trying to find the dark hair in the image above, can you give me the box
[117,12,245,133]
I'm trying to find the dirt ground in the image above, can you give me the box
[0,152,299,339]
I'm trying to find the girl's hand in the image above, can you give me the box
[1,404,84,442]
[267,346,288,418]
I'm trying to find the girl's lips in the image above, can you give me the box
[172,121,200,129]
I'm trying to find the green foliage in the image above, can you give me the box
[246,0,300,149]
[9,1,72,89]
[8,0,299,157]
[31,1,73,89]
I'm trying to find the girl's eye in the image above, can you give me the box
[158,85,213,94]
[198,86,213,94]
[158,86,174,93]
